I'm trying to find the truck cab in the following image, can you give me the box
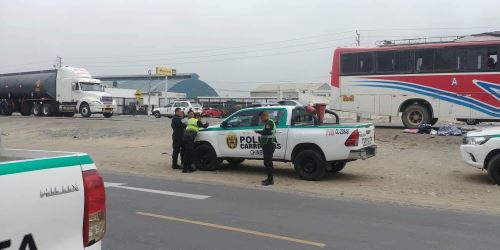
[58,67,116,118]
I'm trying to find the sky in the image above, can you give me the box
[0,0,499,96]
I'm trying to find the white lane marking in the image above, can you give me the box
[104,182,211,200]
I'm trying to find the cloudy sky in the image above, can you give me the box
[1,0,498,96]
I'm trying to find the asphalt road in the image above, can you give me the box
[102,171,500,250]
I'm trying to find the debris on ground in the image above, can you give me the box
[437,123,462,136]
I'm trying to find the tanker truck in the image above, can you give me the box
[0,67,116,118]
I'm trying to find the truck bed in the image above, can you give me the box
[0,148,77,162]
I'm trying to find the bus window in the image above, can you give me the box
[341,53,373,75]
[357,53,373,73]
[415,49,434,72]
[457,47,485,72]
[487,48,498,70]
[376,51,396,73]
[435,48,457,72]
[396,50,413,72]
[341,54,357,74]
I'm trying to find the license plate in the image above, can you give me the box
[361,137,373,146]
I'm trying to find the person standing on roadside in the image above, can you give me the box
[255,111,276,186]
[182,111,209,173]
[171,108,185,169]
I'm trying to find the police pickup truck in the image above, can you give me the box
[461,126,500,185]
[193,106,377,180]
[0,146,106,249]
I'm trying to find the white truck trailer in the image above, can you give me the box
[0,67,116,118]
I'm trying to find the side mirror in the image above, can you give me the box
[221,121,228,128]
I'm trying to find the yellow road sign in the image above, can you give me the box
[156,67,176,76]
[134,90,142,100]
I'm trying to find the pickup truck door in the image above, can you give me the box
[217,108,287,159]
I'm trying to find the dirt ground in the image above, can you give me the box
[1,115,499,215]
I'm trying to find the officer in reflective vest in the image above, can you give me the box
[182,110,209,173]
[255,111,277,186]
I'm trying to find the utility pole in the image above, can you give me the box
[148,69,152,115]
[56,56,62,68]
[355,30,361,47]
[355,30,361,122]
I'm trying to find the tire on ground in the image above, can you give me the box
[0,101,12,116]
[402,104,431,129]
[42,103,54,116]
[20,102,32,116]
[32,103,42,116]
[293,149,326,181]
[80,103,92,118]
[226,158,245,166]
[328,161,347,173]
[153,111,161,118]
[487,154,500,185]
[194,144,219,171]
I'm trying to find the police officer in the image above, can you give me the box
[171,108,185,169]
[182,110,209,173]
[255,111,276,186]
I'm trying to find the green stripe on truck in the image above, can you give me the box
[0,154,93,176]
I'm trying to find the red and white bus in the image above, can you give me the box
[330,40,500,128]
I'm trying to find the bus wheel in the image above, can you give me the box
[465,119,479,125]
[402,104,431,129]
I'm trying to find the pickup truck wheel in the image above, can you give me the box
[294,150,326,181]
[227,158,245,166]
[194,144,219,171]
[103,112,113,118]
[487,154,500,185]
[328,161,346,173]
[153,111,161,118]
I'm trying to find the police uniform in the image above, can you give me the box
[256,119,276,185]
[171,114,186,169]
[182,117,208,172]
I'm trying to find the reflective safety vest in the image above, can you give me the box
[186,118,200,133]
[259,119,276,144]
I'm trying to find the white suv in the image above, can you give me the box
[460,126,500,184]
[152,100,203,118]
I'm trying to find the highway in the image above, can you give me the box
[102,171,500,250]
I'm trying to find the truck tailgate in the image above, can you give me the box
[0,150,90,250]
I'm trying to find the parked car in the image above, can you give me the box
[202,107,225,117]
[461,126,500,184]
[152,100,203,118]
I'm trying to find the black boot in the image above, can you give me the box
[261,178,274,186]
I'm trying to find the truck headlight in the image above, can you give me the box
[91,101,102,105]
[463,136,490,145]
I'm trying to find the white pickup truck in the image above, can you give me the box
[461,126,500,184]
[193,106,377,180]
[152,100,203,118]
[0,147,106,249]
